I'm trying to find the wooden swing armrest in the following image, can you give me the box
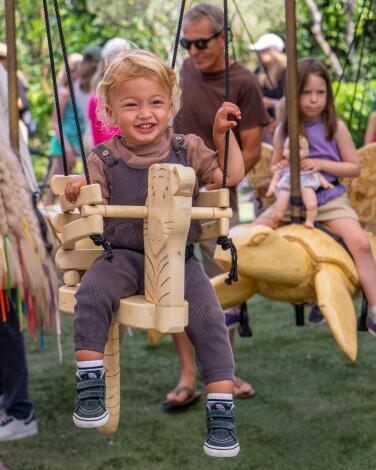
[197,218,229,242]
[191,207,232,220]
[81,204,148,219]
[59,184,103,213]
[80,204,232,220]
[194,188,229,208]
[50,175,76,195]
[61,215,103,249]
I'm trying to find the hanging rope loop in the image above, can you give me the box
[216,236,238,284]
[90,234,113,262]
[216,0,238,283]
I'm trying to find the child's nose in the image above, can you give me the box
[138,105,152,117]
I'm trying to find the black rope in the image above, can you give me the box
[42,0,68,175]
[222,0,231,188]
[217,236,238,284]
[171,0,186,70]
[51,0,90,185]
[215,0,238,285]
[90,234,113,262]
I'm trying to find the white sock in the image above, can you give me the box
[77,360,103,370]
[207,393,233,409]
[370,306,376,320]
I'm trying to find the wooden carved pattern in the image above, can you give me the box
[247,142,275,209]
[97,320,120,435]
[143,164,195,307]
[345,143,376,233]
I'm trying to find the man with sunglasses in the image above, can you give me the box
[164,3,269,411]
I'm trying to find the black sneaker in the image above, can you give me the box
[73,368,109,428]
[204,402,240,458]
[308,305,325,325]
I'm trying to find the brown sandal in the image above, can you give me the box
[162,386,201,412]
[233,377,256,399]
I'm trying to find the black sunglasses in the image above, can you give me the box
[179,30,222,50]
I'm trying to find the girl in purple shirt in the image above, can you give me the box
[258,57,376,337]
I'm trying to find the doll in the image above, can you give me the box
[267,135,333,228]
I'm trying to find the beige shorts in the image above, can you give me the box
[262,192,358,222]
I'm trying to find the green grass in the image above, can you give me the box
[1,297,376,470]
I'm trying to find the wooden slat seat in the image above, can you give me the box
[58,285,188,333]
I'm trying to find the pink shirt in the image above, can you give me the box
[88,95,122,146]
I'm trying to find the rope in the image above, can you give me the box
[90,234,113,261]
[222,0,230,187]
[215,0,238,285]
[51,0,90,184]
[171,0,186,70]
[42,0,67,175]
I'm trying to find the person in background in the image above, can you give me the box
[0,60,38,443]
[88,38,135,146]
[46,53,85,205]
[249,33,286,144]
[74,45,102,151]
[364,111,376,145]
[166,3,269,411]
[0,42,37,140]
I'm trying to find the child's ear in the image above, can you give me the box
[105,105,116,126]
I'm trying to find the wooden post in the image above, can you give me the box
[5,0,19,152]
[285,0,302,223]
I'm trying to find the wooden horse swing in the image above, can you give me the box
[44,0,237,435]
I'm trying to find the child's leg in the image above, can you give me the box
[324,218,376,330]
[272,190,290,224]
[301,187,318,228]
[184,258,239,457]
[73,249,144,428]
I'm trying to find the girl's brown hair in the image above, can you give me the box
[283,57,337,140]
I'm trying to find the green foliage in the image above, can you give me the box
[334,80,376,147]
[0,0,375,180]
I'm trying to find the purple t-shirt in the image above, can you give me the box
[304,120,346,205]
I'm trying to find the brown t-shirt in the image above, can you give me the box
[88,129,220,204]
[174,58,269,209]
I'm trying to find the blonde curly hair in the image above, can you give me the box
[96,49,181,127]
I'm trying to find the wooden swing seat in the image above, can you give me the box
[52,164,233,435]
[52,164,232,334]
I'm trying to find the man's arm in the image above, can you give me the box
[239,126,263,173]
